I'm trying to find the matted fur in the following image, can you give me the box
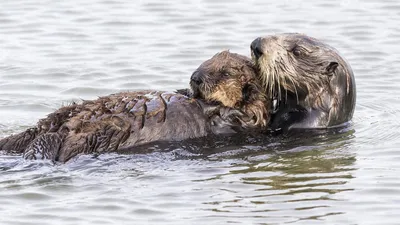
[251,33,356,128]
[0,51,270,162]
[190,51,270,128]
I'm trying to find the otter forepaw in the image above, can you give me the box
[219,107,246,120]
[219,107,254,128]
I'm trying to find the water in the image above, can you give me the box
[1,0,399,224]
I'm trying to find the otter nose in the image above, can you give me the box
[190,71,203,85]
[250,37,263,60]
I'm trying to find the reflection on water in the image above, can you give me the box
[201,153,355,223]
[1,0,400,224]
[0,129,357,224]
[191,129,357,224]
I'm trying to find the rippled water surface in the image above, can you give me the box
[1,0,400,224]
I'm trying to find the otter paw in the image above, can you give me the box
[219,107,253,126]
[219,107,245,120]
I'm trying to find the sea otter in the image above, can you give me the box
[250,33,356,131]
[0,51,269,162]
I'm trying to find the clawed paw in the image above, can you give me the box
[219,107,254,126]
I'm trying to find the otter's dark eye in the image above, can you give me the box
[292,47,301,57]
[221,71,231,77]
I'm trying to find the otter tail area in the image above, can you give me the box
[0,128,39,154]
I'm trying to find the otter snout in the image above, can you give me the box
[190,71,204,98]
[190,71,203,86]
[251,37,264,60]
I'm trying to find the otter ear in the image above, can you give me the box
[326,62,338,74]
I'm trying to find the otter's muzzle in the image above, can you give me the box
[250,37,264,60]
[190,71,204,98]
[190,71,203,86]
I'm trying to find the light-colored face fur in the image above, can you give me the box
[250,33,343,105]
[190,50,269,127]
[207,79,243,108]
[191,51,259,107]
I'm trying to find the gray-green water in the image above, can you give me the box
[1,0,399,224]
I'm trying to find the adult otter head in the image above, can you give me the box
[190,50,270,128]
[250,33,356,129]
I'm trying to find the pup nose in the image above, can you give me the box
[250,37,263,59]
[190,71,203,85]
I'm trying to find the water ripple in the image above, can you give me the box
[1,0,400,224]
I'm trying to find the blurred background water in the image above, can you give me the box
[1,0,400,224]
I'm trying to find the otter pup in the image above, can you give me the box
[0,51,268,162]
[250,33,356,131]
[189,51,269,129]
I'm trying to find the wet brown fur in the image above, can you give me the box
[0,51,270,162]
[251,33,356,128]
[191,51,270,128]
